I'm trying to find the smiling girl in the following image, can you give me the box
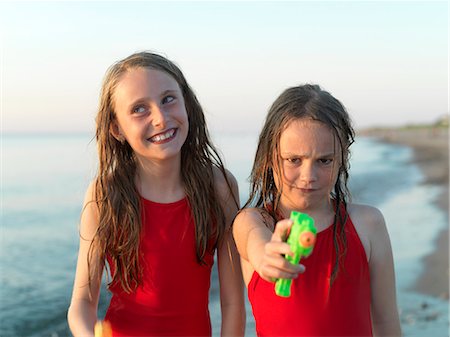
[67,52,245,337]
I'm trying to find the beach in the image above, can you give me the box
[2,130,449,336]
[361,126,449,300]
[214,126,450,336]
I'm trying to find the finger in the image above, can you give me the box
[259,265,301,282]
[264,254,306,274]
[264,241,293,257]
[260,264,306,281]
[272,219,293,242]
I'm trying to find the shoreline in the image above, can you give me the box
[360,126,449,300]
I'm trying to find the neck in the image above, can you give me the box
[278,198,335,232]
[135,155,185,203]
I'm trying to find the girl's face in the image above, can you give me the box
[111,67,189,162]
[273,118,340,213]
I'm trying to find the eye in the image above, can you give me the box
[162,95,175,104]
[319,158,333,165]
[132,105,147,114]
[286,157,301,165]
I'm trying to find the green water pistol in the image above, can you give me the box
[275,211,317,297]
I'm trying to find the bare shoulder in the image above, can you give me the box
[234,207,274,232]
[233,208,266,246]
[212,166,239,201]
[348,203,392,263]
[83,180,97,204]
[79,180,100,240]
[347,203,386,233]
[234,208,261,225]
[212,166,240,232]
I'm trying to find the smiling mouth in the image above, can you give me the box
[148,128,177,144]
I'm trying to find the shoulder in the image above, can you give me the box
[79,180,100,240]
[212,167,240,228]
[233,208,263,239]
[347,203,387,240]
[83,180,97,203]
[212,166,239,201]
[347,203,391,261]
[234,207,274,232]
[235,208,260,223]
[347,203,385,231]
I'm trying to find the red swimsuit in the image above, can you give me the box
[105,197,214,336]
[248,211,372,336]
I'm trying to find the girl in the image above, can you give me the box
[233,84,401,336]
[67,52,245,337]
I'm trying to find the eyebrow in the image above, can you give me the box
[280,151,336,158]
[160,89,179,97]
[127,89,179,109]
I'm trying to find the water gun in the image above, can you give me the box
[275,211,317,297]
[94,320,112,337]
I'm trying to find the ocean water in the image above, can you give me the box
[1,133,448,336]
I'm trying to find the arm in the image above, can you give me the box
[364,206,402,337]
[67,182,104,337]
[232,208,305,285]
[215,169,246,337]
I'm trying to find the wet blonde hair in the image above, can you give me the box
[244,84,355,283]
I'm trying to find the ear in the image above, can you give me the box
[110,120,125,143]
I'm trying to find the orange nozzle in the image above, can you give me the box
[299,231,316,248]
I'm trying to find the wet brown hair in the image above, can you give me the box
[88,51,233,292]
[244,84,355,283]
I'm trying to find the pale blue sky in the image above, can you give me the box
[1,1,448,134]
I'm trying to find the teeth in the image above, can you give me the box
[151,129,175,142]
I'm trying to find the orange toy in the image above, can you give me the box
[94,320,112,337]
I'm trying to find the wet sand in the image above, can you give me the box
[360,126,449,300]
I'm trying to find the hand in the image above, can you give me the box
[257,219,305,283]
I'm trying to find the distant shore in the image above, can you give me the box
[359,125,449,300]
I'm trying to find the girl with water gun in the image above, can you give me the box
[233,84,401,336]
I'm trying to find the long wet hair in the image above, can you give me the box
[244,84,355,283]
[87,51,233,292]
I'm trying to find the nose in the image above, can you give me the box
[300,161,317,184]
[151,105,167,129]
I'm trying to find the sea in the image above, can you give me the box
[1,132,448,336]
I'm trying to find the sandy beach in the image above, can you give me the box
[361,126,449,300]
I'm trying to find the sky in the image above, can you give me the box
[0,1,448,135]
